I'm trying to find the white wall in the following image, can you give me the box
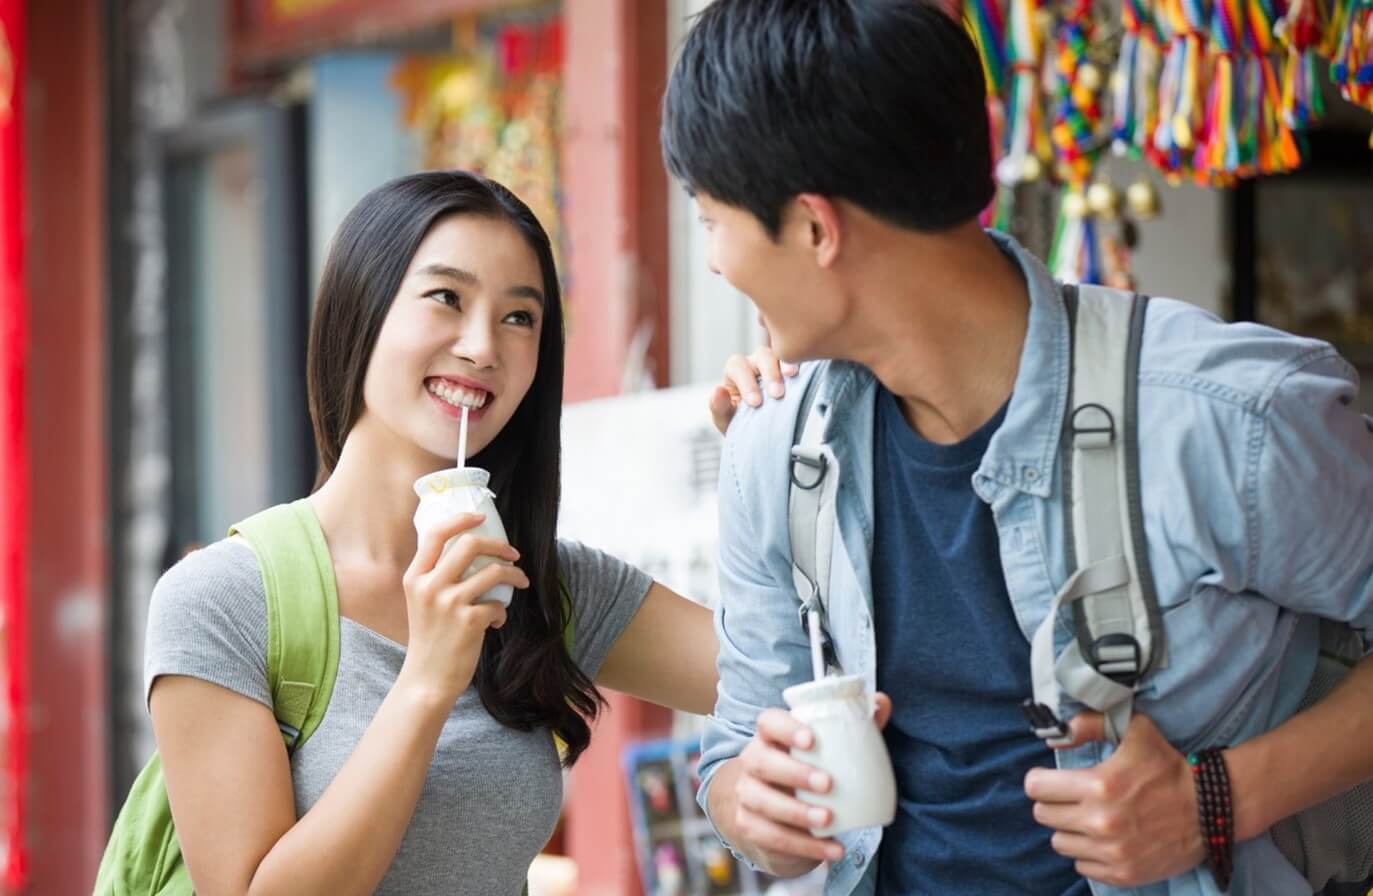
[667,0,769,387]
[1114,158,1229,318]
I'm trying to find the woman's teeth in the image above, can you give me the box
[427,381,488,410]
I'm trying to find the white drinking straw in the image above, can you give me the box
[808,608,825,681]
[457,405,470,469]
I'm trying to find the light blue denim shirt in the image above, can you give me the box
[699,231,1373,896]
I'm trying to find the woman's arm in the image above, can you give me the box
[596,582,719,715]
[155,514,523,896]
[152,673,451,896]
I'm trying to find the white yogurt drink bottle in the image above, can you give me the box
[782,674,897,837]
[412,467,515,607]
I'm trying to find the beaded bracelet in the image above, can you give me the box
[1187,748,1233,892]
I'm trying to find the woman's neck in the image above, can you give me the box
[308,417,447,567]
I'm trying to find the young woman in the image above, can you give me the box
[145,171,732,895]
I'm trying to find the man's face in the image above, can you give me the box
[695,193,844,362]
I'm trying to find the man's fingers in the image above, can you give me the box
[1050,711,1107,750]
[1049,830,1108,862]
[737,773,831,832]
[1030,799,1091,835]
[872,692,893,730]
[757,708,814,750]
[734,808,845,864]
[744,741,831,795]
[781,361,800,377]
[1024,766,1104,804]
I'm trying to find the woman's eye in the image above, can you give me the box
[505,310,537,328]
[426,289,460,309]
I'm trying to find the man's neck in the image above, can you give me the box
[842,225,1029,445]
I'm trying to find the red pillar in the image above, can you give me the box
[0,0,27,888]
[561,0,671,402]
[560,2,674,894]
[24,0,108,891]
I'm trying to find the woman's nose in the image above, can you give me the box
[450,317,499,369]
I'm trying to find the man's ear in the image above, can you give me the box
[790,193,842,268]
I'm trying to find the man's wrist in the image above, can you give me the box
[704,758,822,879]
[1222,741,1276,842]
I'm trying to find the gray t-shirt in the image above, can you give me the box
[144,536,652,895]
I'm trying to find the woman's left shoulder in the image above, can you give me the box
[554,539,651,606]
[554,537,620,582]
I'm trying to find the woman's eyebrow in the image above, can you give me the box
[414,262,480,286]
[414,261,543,304]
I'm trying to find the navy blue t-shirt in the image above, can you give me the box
[871,386,1086,895]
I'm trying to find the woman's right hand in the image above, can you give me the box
[398,512,528,707]
[710,346,800,435]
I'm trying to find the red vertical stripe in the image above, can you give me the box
[0,0,26,888]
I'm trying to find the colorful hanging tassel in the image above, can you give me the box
[997,0,1050,186]
[1330,0,1373,117]
[1276,0,1327,128]
[1049,0,1104,186]
[1114,0,1165,157]
[966,0,1009,96]
[1174,0,1214,152]
[1249,0,1304,173]
[1153,0,1214,178]
[965,0,1011,226]
[1200,0,1244,177]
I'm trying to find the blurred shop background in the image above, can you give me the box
[0,0,1368,893]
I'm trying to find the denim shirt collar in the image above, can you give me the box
[817,230,1069,504]
[972,230,1071,502]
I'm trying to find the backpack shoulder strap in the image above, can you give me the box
[788,365,841,675]
[1027,284,1164,746]
[229,499,341,754]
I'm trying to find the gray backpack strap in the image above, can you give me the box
[789,368,842,675]
[1027,285,1164,746]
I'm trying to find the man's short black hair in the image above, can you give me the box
[662,0,994,237]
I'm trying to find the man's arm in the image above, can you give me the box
[1222,352,1373,838]
[1027,351,1373,887]
[698,405,844,877]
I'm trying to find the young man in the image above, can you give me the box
[663,2,1373,895]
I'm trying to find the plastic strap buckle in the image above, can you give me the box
[1089,633,1142,685]
[1021,699,1070,740]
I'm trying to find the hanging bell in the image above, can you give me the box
[1062,190,1089,219]
[1086,180,1122,219]
[1126,177,1161,219]
[1077,62,1104,93]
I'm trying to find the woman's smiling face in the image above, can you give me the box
[359,212,546,466]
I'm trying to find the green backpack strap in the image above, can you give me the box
[94,500,340,895]
[229,498,341,753]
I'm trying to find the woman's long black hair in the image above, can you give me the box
[306,170,601,764]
